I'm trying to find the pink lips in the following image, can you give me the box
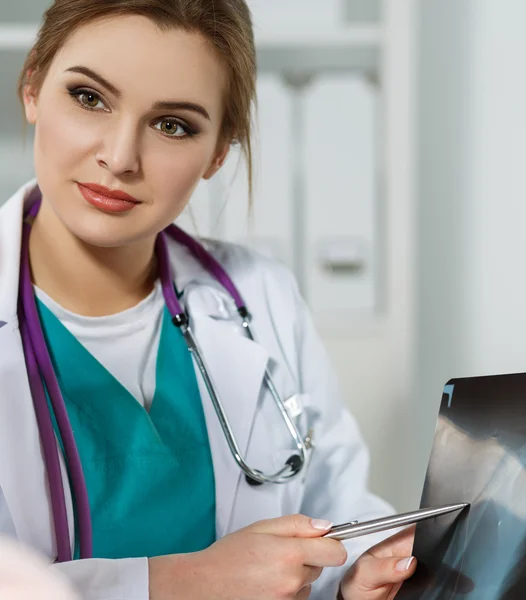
[77,183,140,213]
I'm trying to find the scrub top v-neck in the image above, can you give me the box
[35,295,216,559]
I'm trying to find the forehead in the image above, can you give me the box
[49,15,228,114]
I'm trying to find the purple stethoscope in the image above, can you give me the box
[17,188,309,562]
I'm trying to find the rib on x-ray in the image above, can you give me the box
[398,373,526,599]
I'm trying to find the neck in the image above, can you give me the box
[29,200,158,317]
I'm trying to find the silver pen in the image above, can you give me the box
[324,503,469,541]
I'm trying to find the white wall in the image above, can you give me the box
[463,0,526,376]
[0,137,34,204]
[326,334,408,508]
[416,0,526,496]
[411,0,477,505]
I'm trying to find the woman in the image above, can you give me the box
[0,1,416,598]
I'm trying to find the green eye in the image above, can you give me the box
[159,119,185,136]
[81,93,100,108]
[68,88,104,110]
[153,118,198,139]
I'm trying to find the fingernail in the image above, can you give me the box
[311,519,333,531]
[396,557,415,572]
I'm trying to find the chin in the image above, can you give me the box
[72,230,136,249]
[59,215,138,248]
[65,211,166,249]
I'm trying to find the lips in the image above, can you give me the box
[77,182,141,214]
[78,183,140,203]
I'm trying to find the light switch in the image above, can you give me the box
[318,237,368,275]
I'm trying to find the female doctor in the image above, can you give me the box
[0,0,416,598]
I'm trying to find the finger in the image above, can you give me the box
[299,537,348,568]
[302,565,323,587]
[368,525,416,559]
[249,514,333,538]
[296,584,312,599]
[352,555,417,590]
[387,581,404,600]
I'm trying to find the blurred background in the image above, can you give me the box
[2,0,525,513]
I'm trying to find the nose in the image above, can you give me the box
[96,118,141,175]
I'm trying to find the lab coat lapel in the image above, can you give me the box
[0,323,66,557]
[185,293,269,538]
[0,180,74,557]
[0,180,34,318]
[167,239,289,537]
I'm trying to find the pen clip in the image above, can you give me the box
[327,520,359,534]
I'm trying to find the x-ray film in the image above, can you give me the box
[398,373,526,599]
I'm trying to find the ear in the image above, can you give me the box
[22,75,38,125]
[203,141,231,180]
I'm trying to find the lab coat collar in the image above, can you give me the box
[165,234,214,294]
[0,178,37,322]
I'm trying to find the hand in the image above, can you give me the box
[339,526,416,600]
[149,514,347,599]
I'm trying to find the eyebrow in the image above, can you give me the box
[65,65,211,120]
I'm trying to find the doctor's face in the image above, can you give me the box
[23,15,229,247]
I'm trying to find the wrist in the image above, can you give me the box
[148,553,202,600]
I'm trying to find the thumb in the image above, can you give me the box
[351,555,417,591]
[248,514,333,538]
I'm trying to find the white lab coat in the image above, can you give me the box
[0,180,393,600]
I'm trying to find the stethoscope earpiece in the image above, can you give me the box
[285,454,303,474]
[245,454,303,487]
[246,474,264,487]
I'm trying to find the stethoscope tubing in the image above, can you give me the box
[20,204,93,560]
[156,231,309,486]
[19,190,309,560]
[18,318,72,562]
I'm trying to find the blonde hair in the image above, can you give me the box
[17,0,257,199]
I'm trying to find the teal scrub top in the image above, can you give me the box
[36,298,216,559]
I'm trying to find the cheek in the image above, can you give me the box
[144,143,214,207]
[34,101,96,173]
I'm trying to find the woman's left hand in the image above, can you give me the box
[338,526,416,600]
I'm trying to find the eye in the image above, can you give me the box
[154,118,195,139]
[68,88,106,111]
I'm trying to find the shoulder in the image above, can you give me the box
[200,238,301,314]
[202,238,292,281]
